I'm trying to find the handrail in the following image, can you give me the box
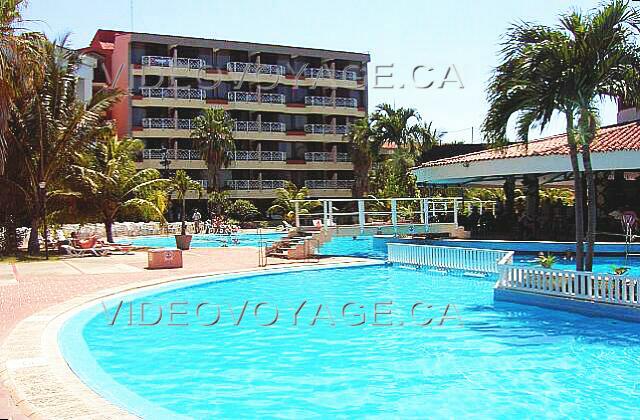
[304,96,358,108]
[227,62,286,75]
[496,264,640,307]
[387,243,512,273]
[141,56,205,69]
[140,87,205,100]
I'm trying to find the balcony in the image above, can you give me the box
[227,91,285,104]
[305,179,354,189]
[233,121,286,132]
[141,56,206,70]
[140,87,205,100]
[226,62,286,75]
[304,152,350,162]
[226,179,286,190]
[304,124,350,135]
[304,67,358,81]
[227,150,286,161]
[141,118,194,130]
[304,96,357,108]
[142,149,200,160]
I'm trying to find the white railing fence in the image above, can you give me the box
[304,180,355,189]
[388,244,513,273]
[226,150,286,161]
[141,56,205,69]
[303,67,358,81]
[225,179,286,190]
[140,87,205,100]
[291,197,463,229]
[304,124,350,135]
[227,91,285,104]
[304,152,350,162]
[227,62,286,75]
[497,265,640,307]
[142,118,195,130]
[304,96,358,108]
[233,121,286,132]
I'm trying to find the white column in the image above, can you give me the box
[391,199,398,235]
[328,200,334,226]
[423,198,430,228]
[294,202,300,228]
[323,201,329,227]
[358,200,365,234]
[453,199,459,226]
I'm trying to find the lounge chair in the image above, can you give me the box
[61,244,110,257]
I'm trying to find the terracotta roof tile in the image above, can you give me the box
[418,121,640,168]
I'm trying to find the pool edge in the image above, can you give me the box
[0,258,383,419]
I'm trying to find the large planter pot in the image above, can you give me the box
[175,234,193,250]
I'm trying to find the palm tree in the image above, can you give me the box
[4,39,121,254]
[0,0,44,173]
[208,190,231,218]
[370,104,432,156]
[267,182,321,223]
[191,108,235,192]
[483,18,587,270]
[167,170,204,235]
[559,1,640,270]
[73,134,166,243]
[483,1,640,271]
[347,118,379,198]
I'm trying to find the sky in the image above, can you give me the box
[23,0,624,144]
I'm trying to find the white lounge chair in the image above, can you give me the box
[61,244,110,257]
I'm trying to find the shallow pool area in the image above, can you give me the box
[60,264,640,418]
[122,232,285,248]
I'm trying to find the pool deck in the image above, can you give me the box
[0,248,377,419]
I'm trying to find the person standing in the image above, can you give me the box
[193,209,202,234]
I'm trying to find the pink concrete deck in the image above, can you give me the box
[0,248,363,418]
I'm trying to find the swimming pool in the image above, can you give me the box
[60,264,640,417]
[122,232,285,248]
[318,237,640,275]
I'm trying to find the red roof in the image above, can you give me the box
[419,120,640,168]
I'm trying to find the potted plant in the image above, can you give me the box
[537,253,556,269]
[167,170,204,250]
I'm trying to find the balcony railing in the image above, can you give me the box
[227,62,286,75]
[140,87,205,100]
[141,56,206,69]
[304,96,358,108]
[304,152,350,162]
[227,91,285,104]
[142,149,201,160]
[226,179,286,190]
[141,118,195,130]
[233,121,286,133]
[305,179,355,189]
[226,150,287,161]
[304,124,350,135]
[142,149,287,162]
[303,67,358,81]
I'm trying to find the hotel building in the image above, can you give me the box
[82,30,370,205]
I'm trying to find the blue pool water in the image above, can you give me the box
[123,232,285,248]
[60,264,640,418]
[319,237,640,276]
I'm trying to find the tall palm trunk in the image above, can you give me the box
[566,113,585,271]
[181,198,187,235]
[578,108,598,272]
[353,161,370,198]
[581,146,596,271]
[28,217,40,256]
[104,218,114,244]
